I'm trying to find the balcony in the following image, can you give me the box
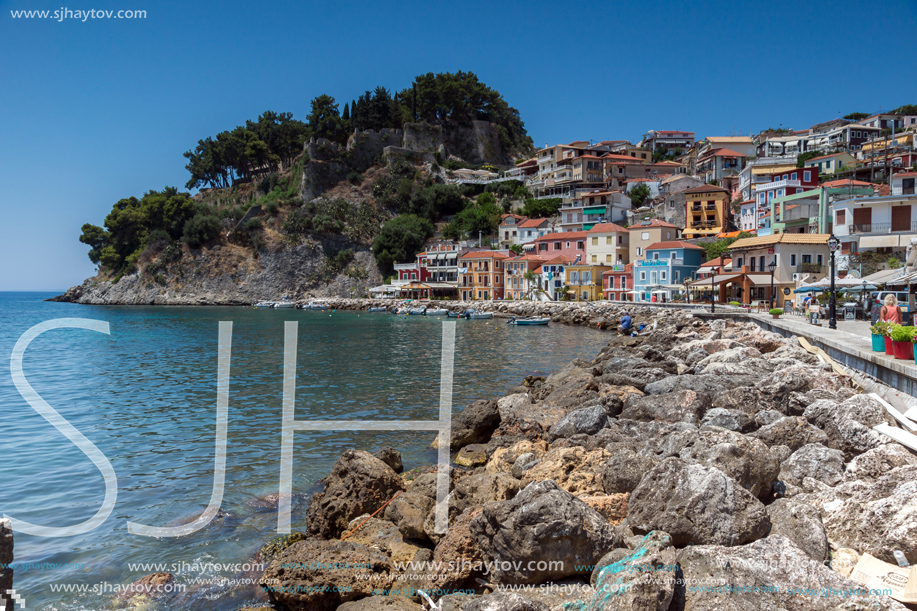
[704,204,716,211]
[796,263,823,274]
[847,222,917,234]
[757,179,802,191]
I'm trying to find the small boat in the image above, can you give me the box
[508,316,550,326]
[446,311,463,318]
[368,307,387,313]
[272,300,295,309]
[306,303,329,310]
[253,301,274,308]
[465,310,494,320]
[407,308,427,315]
[424,308,448,316]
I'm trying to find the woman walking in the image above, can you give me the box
[880,294,902,325]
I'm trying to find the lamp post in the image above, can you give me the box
[862,280,868,321]
[768,258,777,310]
[710,270,716,314]
[828,234,841,329]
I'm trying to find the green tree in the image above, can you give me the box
[307,94,346,143]
[702,231,754,262]
[79,224,109,264]
[372,214,434,274]
[509,244,524,255]
[629,183,651,207]
[183,214,223,247]
[521,198,561,218]
[843,112,869,121]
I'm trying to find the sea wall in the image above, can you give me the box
[246,311,917,610]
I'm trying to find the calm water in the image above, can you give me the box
[0,292,610,610]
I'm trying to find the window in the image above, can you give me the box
[577,242,584,250]
[606,236,612,244]
[791,254,797,266]
[637,247,643,256]
[591,255,597,263]
[759,256,765,270]
[675,271,680,282]
[737,257,744,267]
[566,241,571,248]
[642,232,649,240]
[791,172,797,181]
[816,254,823,266]
[592,237,598,245]
[666,231,672,239]
[661,271,667,280]
[622,277,627,289]
[670,251,677,259]
[836,209,846,224]
[553,242,561,251]
[653,252,660,260]
[606,254,612,262]
[640,271,646,280]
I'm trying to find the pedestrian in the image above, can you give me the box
[808,295,820,324]
[880,294,902,325]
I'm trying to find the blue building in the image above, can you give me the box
[632,241,705,302]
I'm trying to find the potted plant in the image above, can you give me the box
[889,324,915,360]
[871,322,889,352]
[767,308,782,319]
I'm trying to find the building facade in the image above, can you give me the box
[586,222,630,266]
[683,185,731,238]
[602,264,633,301]
[632,241,704,302]
[563,264,609,301]
[458,250,510,301]
[628,219,681,262]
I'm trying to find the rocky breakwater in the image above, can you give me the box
[253,313,917,611]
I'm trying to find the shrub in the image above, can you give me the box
[263,200,280,216]
[347,171,363,184]
[768,308,783,316]
[729,301,741,306]
[242,217,263,232]
[183,214,223,247]
[871,322,890,336]
[890,325,915,343]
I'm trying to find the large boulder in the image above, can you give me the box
[619,390,707,426]
[674,535,908,611]
[699,408,755,433]
[628,457,770,547]
[520,447,609,495]
[342,517,424,564]
[372,447,404,473]
[754,416,828,451]
[259,539,392,611]
[802,395,891,459]
[588,531,676,611]
[602,449,658,494]
[306,449,405,539]
[461,592,549,611]
[765,498,828,562]
[677,429,778,499]
[452,473,520,515]
[546,405,608,441]
[445,399,500,449]
[845,443,917,481]
[336,596,421,611]
[384,492,434,541]
[425,507,485,592]
[778,443,845,487]
[469,480,625,584]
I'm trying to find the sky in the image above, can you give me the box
[1,0,915,291]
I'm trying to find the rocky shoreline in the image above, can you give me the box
[231,311,916,611]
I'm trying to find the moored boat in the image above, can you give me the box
[368,307,388,312]
[465,310,494,319]
[424,307,448,315]
[253,301,274,308]
[508,316,550,326]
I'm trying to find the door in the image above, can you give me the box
[892,205,911,232]
[852,208,872,232]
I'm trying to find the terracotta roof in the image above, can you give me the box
[461,250,511,260]
[533,231,588,241]
[587,222,628,233]
[699,256,732,268]
[602,153,646,162]
[627,219,679,230]
[704,136,753,143]
[627,177,659,182]
[654,131,695,135]
[716,230,754,239]
[518,218,550,228]
[894,172,917,178]
[821,179,876,188]
[647,241,704,251]
[500,213,526,220]
[684,185,730,194]
[707,148,746,158]
[729,233,830,249]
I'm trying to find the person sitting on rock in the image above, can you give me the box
[618,312,632,334]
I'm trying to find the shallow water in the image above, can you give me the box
[0,293,611,610]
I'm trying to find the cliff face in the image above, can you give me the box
[54,240,382,306]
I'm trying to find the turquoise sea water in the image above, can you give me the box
[0,292,611,610]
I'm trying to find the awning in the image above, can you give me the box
[885,272,917,286]
[688,273,743,287]
[859,234,916,249]
[862,267,907,284]
[752,164,797,175]
[369,284,400,293]
[583,206,606,215]
[746,274,775,285]
[582,223,596,231]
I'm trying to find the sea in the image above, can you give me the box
[0,292,612,610]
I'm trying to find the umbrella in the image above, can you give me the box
[793,286,825,294]
[839,284,878,293]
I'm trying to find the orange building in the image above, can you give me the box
[458,250,511,301]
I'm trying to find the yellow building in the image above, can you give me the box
[563,264,611,301]
[683,185,730,238]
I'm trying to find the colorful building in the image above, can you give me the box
[563,263,610,301]
[803,152,857,176]
[534,255,573,301]
[627,219,682,262]
[602,264,633,301]
[503,254,547,300]
[458,250,510,301]
[632,241,704,302]
[586,222,630,266]
[682,185,731,239]
[754,166,820,234]
[532,231,588,260]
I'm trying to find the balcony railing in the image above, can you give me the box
[757,179,802,191]
[847,221,917,234]
[796,263,823,273]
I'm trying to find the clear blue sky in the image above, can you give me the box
[2,0,915,291]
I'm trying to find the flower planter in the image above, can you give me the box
[871,334,886,352]
[893,340,914,361]
[771,314,780,320]
[884,336,894,355]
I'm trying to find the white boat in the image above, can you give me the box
[253,301,274,308]
[424,307,448,315]
[306,303,329,310]
[368,307,387,312]
[272,300,295,309]
[465,311,494,320]
[508,316,550,326]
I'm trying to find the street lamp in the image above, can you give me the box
[768,258,777,310]
[863,280,869,321]
[710,269,716,314]
[828,234,841,329]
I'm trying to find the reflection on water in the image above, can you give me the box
[0,294,610,610]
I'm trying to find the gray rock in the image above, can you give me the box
[306,449,405,539]
[449,399,501,449]
[754,416,829,451]
[699,408,755,433]
[602,449,658,494]
[336,596,422,611]
[766,498,829,562]
[619,390,707,426]
[461,592,549,611]
[845,443,917,481]
[373,446,403,473]
[677,429,779,499]
[778,443,845,487]
[589,531,676,611]
[753,409,784,427]
[547,405,608,441]
[510,453,539,479]
[675,535,907,611]
[469,480,625,584]
[628,457,770,547]
[803,396,891,459]
[452,473,520,515]
[383,492,434,541]
[589,548,632,587]
[769,444,793,464]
